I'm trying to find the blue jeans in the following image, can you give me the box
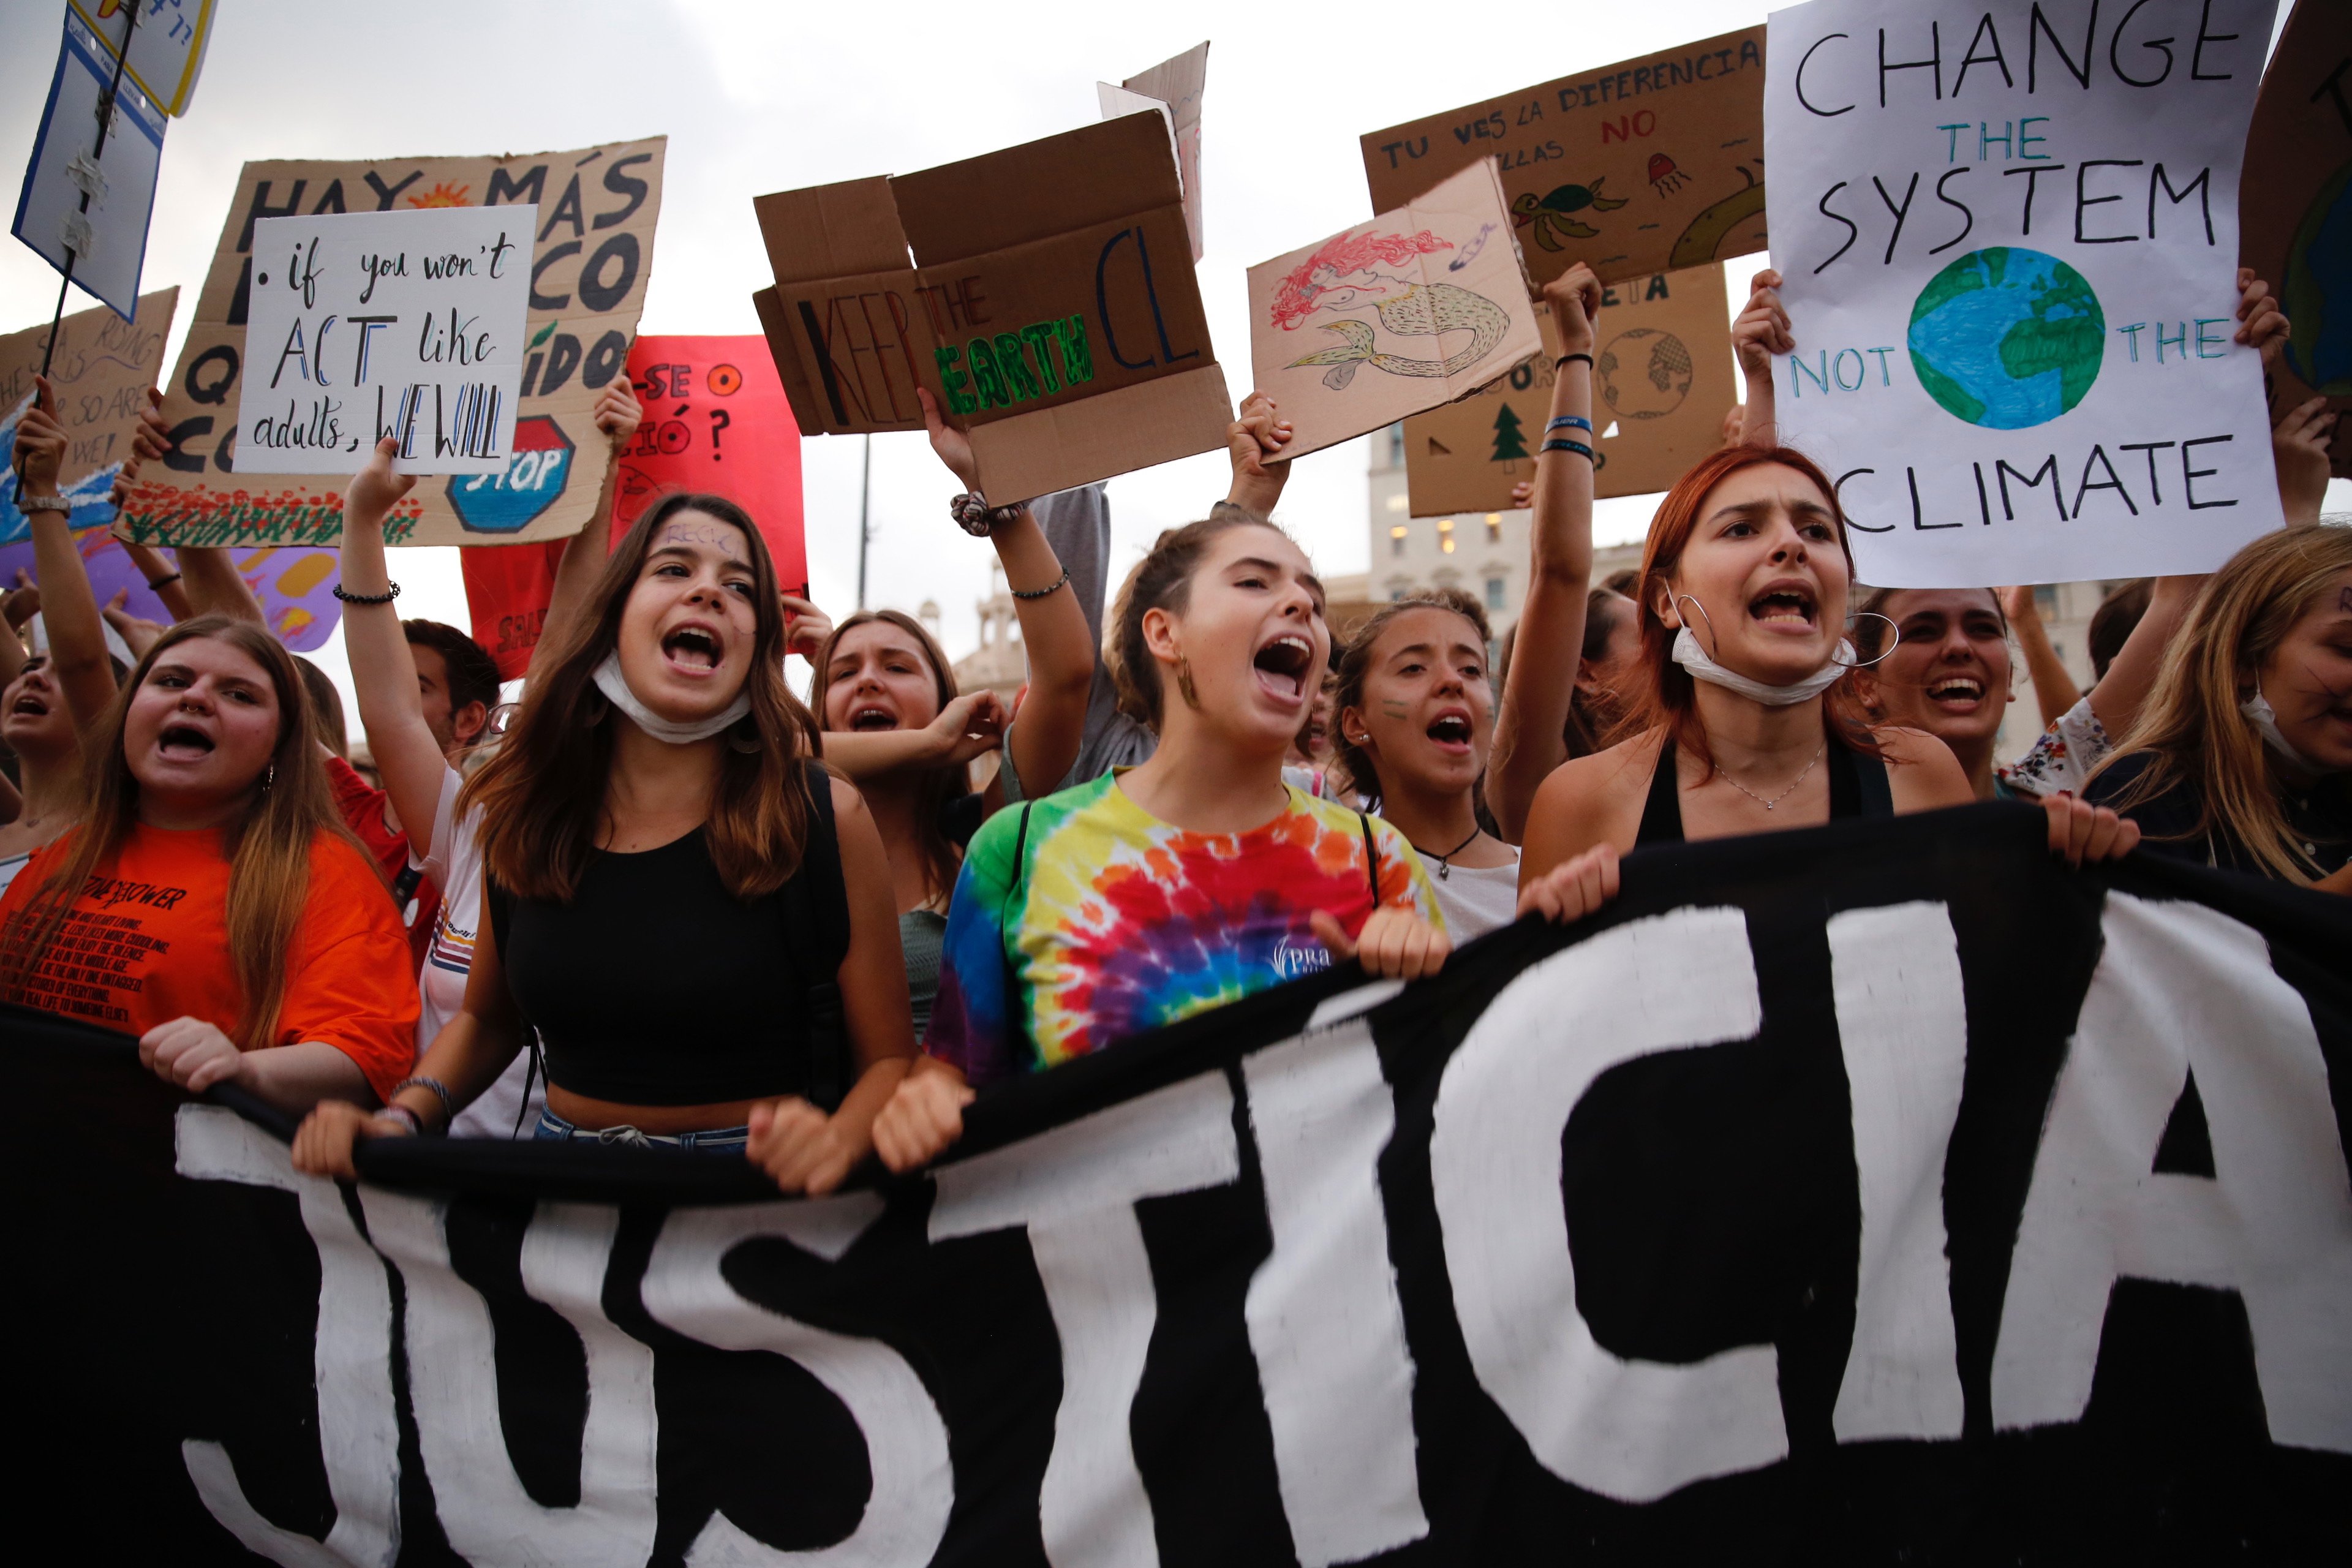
[534,1109,750,1153]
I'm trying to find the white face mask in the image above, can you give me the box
[2241,684,2319,773]
[593,650,752,745]
[1671,627,1855,706]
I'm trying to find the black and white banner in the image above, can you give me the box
[7,803,2349,1565]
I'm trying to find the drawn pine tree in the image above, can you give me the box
[1491,404,1529,463]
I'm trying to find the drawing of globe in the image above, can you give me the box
[1596,328,1694,421]
[2282,159,2352,396]
[1907,247,2105,429]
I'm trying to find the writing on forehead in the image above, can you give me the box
[658,521,748,560]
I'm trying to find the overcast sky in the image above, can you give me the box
[0,1,2320,707]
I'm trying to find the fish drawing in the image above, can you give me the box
[1272,228,1512,390]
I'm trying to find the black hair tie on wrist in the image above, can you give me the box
[145,571,182,592]
[1555,352,1595,370]
[333,582,401,605]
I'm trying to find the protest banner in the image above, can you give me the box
[460,336,807,679]
[753,113,1232,503]
[118,137,667,549]
[2241,0,2351,477]
[0,287,176,481]
[1101,41,1210,262]
[1250,160,1542,462]
[1362,26,1768,291]
[10,804,2350,1564]
[234,206,531,477]
[12,6,168,323]
[68,0,216,117]
[1403,262,1736,514]
[1765,0,2282,587]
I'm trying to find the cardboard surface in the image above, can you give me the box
[1766,0,2280,587]
[1248,160,1541,461]
[12,9,168,322]
[2241,0,2352,475]
[754,116,1229,500]
[68,0,216,117]
[1361,26,1766,290]
[0,287,178,484]
[236,205,532,476]
[119,137,666,548]
[1106,41,1209,260]
[1403,262,1733,514]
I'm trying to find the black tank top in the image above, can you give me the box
[486,763,848,1106]
[1634,736,1893,846]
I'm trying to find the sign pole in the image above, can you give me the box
[39,5,139,379]
[856,432,872,611]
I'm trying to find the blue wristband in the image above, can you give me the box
[1540,437,1594,459]
[1546,415,1593,433]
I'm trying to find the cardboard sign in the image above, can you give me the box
[1102,42,1209,261]
[0,287,177,483]
[753,113,1231,503]
[12,8,168,322]
[119,137,666,549]
[1765,0,2282,587]
[462,335,808,679]
[2241,0,2352,477]
[235,206,532,476]
[1248,160,1542,462]
[1361,27,1767,290]
[1403,262,1735,514]
[68,1,215,118]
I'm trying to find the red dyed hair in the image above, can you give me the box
[1615,444,1877,767]
[1270,228,1452,330]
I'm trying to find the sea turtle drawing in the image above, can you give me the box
[1510,178,1629,251]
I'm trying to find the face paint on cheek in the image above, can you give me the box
[1380,701,1409,719]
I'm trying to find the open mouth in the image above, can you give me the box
[661,625,722,671]
[157,723,214,759]
[1253,634,1314,703]
[1426,712,1474,753]
[1926,675,1985,710]
[9,695,47,717]
[1748,587,1817,627]
[849,704,898,732]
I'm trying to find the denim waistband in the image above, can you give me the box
[534,1109,750,1153]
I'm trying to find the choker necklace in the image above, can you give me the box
[1714,741,1826,812]
[1412,823,1483,879]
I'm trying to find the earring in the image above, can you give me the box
[1828,611,1901,671]
[1672,594,1722,658]
[262,763,275,792]
[1175,655,1201,709]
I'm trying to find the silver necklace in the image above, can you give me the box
[1714,741,1826,812]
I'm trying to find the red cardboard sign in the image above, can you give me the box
[461,334,805,678]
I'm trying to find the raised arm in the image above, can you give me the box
[337,439,449,858]
[1999,585,2083,729]
[1488,265,1602,844]
[15,377,117,730]
[1731,268,1790,448]
[2087,574,2200,741]
[1225,391,1295,520]
[541,379,643,652]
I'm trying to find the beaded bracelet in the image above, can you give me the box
[391,1074,453,1133]
[1540,437,1595,460]
[1546,415,1593,434]
[333,582,401,605]
[1011,566,1071,600]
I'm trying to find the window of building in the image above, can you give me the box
[1486,576,1506,610]
[2034,584,2059,617]
[1385,492,1408,513]
[1385,424,1406,467]
[1390,524,1408,557]
[1485,513,1502,543]
[1438,518,1455,554]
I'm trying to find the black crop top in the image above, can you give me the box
[486,764,849,1107]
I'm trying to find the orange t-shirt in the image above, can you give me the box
[0,821,421,1100]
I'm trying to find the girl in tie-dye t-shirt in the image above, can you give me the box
[927,768,1441,1085]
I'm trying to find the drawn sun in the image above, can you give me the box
[407,182,473,208]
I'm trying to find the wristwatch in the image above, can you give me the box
[18,495,70,514]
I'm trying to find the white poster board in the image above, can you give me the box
[10,9,167,323]
[1765,0,2282,586]
[69,0,217,117]
[235,205,535,476]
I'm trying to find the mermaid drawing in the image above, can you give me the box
[1272,228,1512,390]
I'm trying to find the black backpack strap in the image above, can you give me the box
[791,763,854,1111]
[1358,810,1381,903]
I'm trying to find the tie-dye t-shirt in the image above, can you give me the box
[927,771,1442,1087]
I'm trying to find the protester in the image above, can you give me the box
[2086,524,2352,888]
[1492,584,1638,766]
[292,467,916,1190]
[1487,264,1603,844]
[812,386,1093,1036]
[1848,587,2016,799]
[1516,445,2138,894]
[0,616,418,1112]
[293,657,349,756]
[871,468,1449,1173]
[1333,589,1520,939]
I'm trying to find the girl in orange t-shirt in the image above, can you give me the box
[0,618,418,1110]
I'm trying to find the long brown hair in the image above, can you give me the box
[462,492,823,902]
[1332,588,1491,810]
[1619,444,1874,767]
[809,608,966,905]
[0,617,362,1047]
[2089,525,2352,881]
[1110,511,1289,727]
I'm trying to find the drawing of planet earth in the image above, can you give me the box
[2282,159,2352,396]
[1907,247,2105,429]
[1596,328,1695,421]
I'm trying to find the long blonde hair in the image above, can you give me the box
[2090,525,2352,881]
[0,617,363,1047]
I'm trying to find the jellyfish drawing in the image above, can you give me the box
[1648,153,1688,198]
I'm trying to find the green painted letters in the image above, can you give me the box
[934,345,979,415]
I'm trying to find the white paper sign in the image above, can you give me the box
[1765,0,2282,586]
[235,206,535,476]
[69,0,217,118]
[10,9,167,322]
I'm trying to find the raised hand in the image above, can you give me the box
[929,688,1009,766]
[344,436,417,530]
[2235,266,2288,362]
[102,588,168,656]
[13,375,67,492]
[1226,391,1294,518]
[918,385,980,492]
[1731,268,1795,376]
[1540,263,1604,356]
[594,375,644,457]
[779,592,834,662]
[2272,394,2336,527]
